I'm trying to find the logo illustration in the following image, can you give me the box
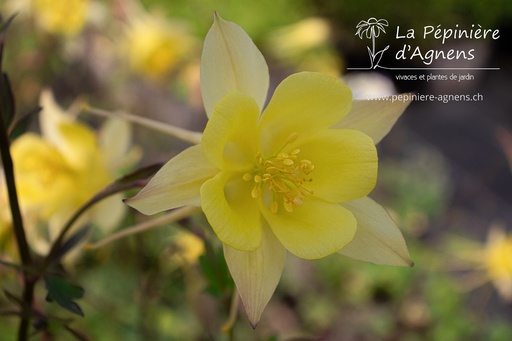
[355,18,390,69]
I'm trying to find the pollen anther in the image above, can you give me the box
[242,142,314,213]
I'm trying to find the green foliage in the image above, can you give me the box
[44,274,85,316]
[199,241,233,298]
[140,0,313,39]
[7,106,39,140]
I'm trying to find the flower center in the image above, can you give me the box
[243,134,314,213]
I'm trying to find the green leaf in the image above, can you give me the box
[9,106,40,139]
[198,244,233,297]
[44,274,85,316]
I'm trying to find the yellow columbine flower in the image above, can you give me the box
[484,228,512,300]
[0,176,16,270]
[122,9,196,80]
[265,17,342,76]
[126,13,412,326]
[31,0,90,36]
[9,90,140,254]
[0,175,13,248]
[168,231,205,267]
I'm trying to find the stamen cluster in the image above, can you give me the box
[243,148,314,213]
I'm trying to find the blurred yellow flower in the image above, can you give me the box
[0,175,12,246]
[449,224,512,303]
[169,231,205,267]
[265,17,342,76]
[484,228,512,300]
[31,0,90,36]
[122,10,196,80]
[8,89,140,254]
[127,13,412,326]
[0,175,39,264]
[0,177,15,270]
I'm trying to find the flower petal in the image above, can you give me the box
[39,88,69,146]
[200,12,269,117]
[258,72,352,156]
[262,197,356,259]
[126,145,218,215]
[99,117,141,174]
[333,95,412,144]
[223,224,286,328]
[91,193,127,233]
[339,196,413,266]
[39,89,98,170]
[11,133,74,211]
[202,91,261,171]
[299,129,377,203]
[201,171,262,251]
[58,121,100,170]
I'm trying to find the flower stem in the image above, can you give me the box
[84,205,200,250]
[0,101,31,267]
[81,104,203,145]
[0,70,34,341]
[220,288,240,335]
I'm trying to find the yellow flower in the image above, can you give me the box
[9,90,140,254]
[451,225,512,302]
[168,231,205,267]
[0,176,16,269]
[122,10,196,80]
[265,17,342,76]
[31,0,89,36]
[126,13,412,326]
[0,175,13,245]
[484,228,512,300]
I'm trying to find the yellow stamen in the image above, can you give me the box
[242,135,314,213]
[251,186,262,198]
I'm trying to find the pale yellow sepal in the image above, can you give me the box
[126,145,218,215]
[485,227,512,300]
[223,224,286,328]
[200,12,269,117]
[99,117,142,174]
[39,89,97,170]
[334,95,412,144]
[339,196,413,266]
[39,89,71,146]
